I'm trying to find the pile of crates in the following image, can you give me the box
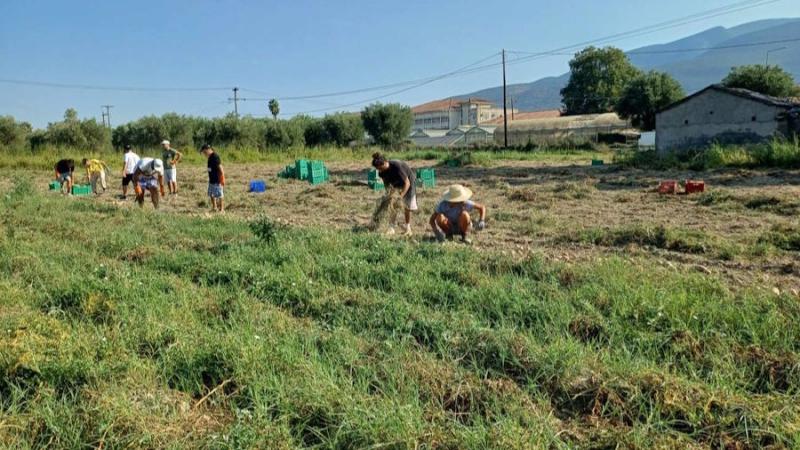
[416,168,435,188]
[368,169,384,191]
[278,159,330,185]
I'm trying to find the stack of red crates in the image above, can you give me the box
[685,180,705,194]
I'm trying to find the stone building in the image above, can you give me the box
[656,85,800,154]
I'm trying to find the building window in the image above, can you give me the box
[684,120,689,125]
[709,111,714,115]
[752,116,757,122]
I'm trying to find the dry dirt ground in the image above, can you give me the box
[20,158,800,294]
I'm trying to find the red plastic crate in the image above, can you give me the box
[685,180,705,194]
[658,180,678,194]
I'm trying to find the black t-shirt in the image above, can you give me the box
[378,160,415,188]
[207,153,222,184]
[55,159,74,174]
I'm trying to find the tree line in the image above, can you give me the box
[561,46,799,131]
[0,103,414,152]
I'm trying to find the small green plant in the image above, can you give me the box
[249,215,279,244]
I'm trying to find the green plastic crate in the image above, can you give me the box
[295,159,310,180]
[417,178,435,188]
[417,168,435,180]
[369,181,385,191]
[591,159,604,166]
[368,169,380,182]
[308,160,325,170]
[49,181,62,191]
[72,184,92,196]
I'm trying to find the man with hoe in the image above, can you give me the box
[430,184,487,244]
[371,152,417,235]
[161,139,183,196]
[132,157,166,209]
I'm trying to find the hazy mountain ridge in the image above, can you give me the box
[456,18,800,111]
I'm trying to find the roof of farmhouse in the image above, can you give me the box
[412,97,494,114]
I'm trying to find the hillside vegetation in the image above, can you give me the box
[1,179,799,448]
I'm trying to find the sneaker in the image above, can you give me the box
[402,224,412,236]
[385,227,396,236]
[434,231,446,243]
[460,236,473,245]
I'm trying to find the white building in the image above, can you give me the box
[411,98,510,131]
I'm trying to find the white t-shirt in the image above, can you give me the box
[124,152,140,175]
[136,158,164,176]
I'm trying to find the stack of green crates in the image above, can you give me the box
[416,168,435,188]
[72,184,92,196]
[278,165,296,179]
[368,169,384,191]
[308,160,329,185]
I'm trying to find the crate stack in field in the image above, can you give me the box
[368,169,384,191]
[72,184,92,196]
[278,159,330,185]
[416,168,435,188]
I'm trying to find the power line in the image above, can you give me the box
[282,0,783,115]
[508,36,800,57]
[0,79,232,92]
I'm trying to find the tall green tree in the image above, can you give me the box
[722,64,800,97]
[561,46,641,115]
[361,103,412,148]
[268,99,280,120]
[0,116,32,150]
[616,71,686,131]
[323,113,364,147]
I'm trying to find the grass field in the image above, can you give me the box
[2,154,800,448]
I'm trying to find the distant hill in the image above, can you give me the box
[455,18,800,111]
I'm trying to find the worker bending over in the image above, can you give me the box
[132,158,165,209]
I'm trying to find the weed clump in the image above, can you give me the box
[249,215,279,245]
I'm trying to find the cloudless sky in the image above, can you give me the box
[1,0,798,128]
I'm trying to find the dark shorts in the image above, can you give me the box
[122,174,134,187]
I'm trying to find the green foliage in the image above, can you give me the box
[322,113,364,147]
[268,98,280,120]
[361,102,413,148]
[617,139,800,170]
[443,151,491,167]
[31,109,110,151]
[722,64,800,97]
[249,215,279,245]
[561,46,641,115]
[616,71,685,131]
[0,116,32,150]
[2,190,800,448]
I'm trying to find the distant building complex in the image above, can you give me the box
[411,98,509,131]
[656,85,800,154]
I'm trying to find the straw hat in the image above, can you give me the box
[441,184,473,203]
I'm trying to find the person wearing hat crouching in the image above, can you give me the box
[430,184,487,244]
[160,140,183,196]
[132,157,166,209]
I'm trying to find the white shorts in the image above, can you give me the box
[165,168,177,183]
[403,191,418,211]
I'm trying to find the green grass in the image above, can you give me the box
[1,181,799,448]
[0,146,612,171]
[616,139,800,171]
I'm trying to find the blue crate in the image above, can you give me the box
[249,180,266,193]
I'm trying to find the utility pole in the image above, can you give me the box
[101,105,114,128]
[229,87,240,118]
[510,96,515,121]
[502,49,508,148]
[765,47,787,66]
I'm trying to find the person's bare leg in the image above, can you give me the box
[149,187,159,209]
[170,181,177,195]
[136,191,145,207]
[458,211,472,241]
[218,198,224,213]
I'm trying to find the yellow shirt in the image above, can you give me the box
[86,159,105,175]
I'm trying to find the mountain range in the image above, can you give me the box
[456,18,800,111]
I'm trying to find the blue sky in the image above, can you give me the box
[1,0,798,128]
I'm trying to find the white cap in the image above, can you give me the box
[152,159,164,175]
[161,140,170,146]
